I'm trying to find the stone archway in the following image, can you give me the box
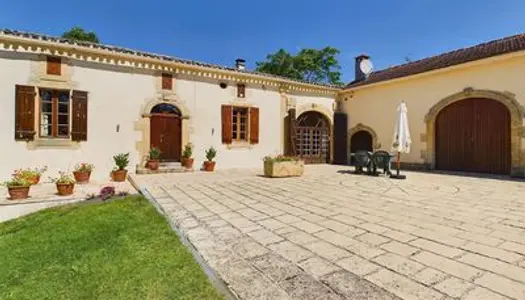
[347,123,381,162]
[424,88,525,177]
[135,97,191,165]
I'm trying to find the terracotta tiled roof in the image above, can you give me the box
[0,29,341,89]
[346,33,525,89]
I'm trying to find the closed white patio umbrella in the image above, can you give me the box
[391,101,411,179]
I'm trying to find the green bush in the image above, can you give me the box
[113,153,130,170]
[205,147,217,162]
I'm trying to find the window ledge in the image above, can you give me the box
[26,139,81,150]
[226,142,253,149]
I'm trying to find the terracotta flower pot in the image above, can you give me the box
[182,157,194,169]
[73,171,91,184]
[28,175,40,185]
[112,169,128,182]
[7,186,30,200]
[203,161,216,172]
[147,160,159,171]
[56,183,75,196]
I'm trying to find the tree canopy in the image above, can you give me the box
[255,47,343,85]
[62,27,100,44]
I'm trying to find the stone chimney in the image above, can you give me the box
[355,54,370,82]
[235,58,246,71]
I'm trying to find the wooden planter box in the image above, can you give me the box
[264,160,304,178]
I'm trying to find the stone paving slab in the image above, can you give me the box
[133,165,525,300]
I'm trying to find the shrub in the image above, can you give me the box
[113,153,130,170]
[182,143,193,159]
[99,186,116,201]
[148,147,161,160]
[263,155,299,163]
[50,172,76,184]
[74,163,94,173]
[2,177,31,188]
[205,147,217,162]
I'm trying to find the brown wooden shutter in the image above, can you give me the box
[71,90,88,141]
[249,107,259,144]
[333,112,348,164]
[221,105,233,144]
[162,73,173,90]
[285,108,297,156]
[15,85,36,140]
[47,57,61,75]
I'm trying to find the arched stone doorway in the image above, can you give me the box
[435,98,511,174]
[424,89,525,176]
[150,103,182,161]
[350,130,373,164]
[296,111,331,163]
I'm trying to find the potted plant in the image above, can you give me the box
[181,143,194,169]
[146,147,161,171]
[51,172,76,196]
[73,163,94,184]
[13,166,47,185]
[2,177,31,200]
[203,146,217,171]
[112,153,129,182]
[263,155,304,178]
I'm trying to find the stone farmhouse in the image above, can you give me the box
[1,30,524,179]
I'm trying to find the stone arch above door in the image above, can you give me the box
[348,123,381,149]
[423,88,525,177]
[135,97,191,166]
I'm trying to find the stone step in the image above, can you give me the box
[135,162,193,175]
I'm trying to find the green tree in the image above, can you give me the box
[256,47,343,85]
[62,26,100,43]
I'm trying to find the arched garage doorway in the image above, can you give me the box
[435,98,511,174]
[150,103,182,162]
[350,130,373,165]
[296,111,331,163]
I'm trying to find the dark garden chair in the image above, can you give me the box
[371,150,393,176]
[354,150,373,174]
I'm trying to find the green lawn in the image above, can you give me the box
[0,196,224,300]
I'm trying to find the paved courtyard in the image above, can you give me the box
[132,165,525,300]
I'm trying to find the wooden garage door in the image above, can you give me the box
[435,98,511,175]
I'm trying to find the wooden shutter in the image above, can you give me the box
[249,107,259,144]
[15,85,36,140]
[333,112,348,164]
[221,105,233,144]
[162,73,173,90]
[71,90,88,141]
[47,57,61,75]
[286,108,297,156]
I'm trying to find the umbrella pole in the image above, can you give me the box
[397,152,400,176]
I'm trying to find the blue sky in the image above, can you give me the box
[2,0,525,83]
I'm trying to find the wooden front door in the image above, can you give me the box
[150,114,181,161]
[435,98,511,175]
[295,111,331,164]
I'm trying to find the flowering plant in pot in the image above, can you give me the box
[181,143,194,168]
[147,147,161,170]
[51,172,76,196]
[203,146,217,171]
[73,163,94,184]
[13,166,47,185]
[112,153,129,182]
[2,177,31,200]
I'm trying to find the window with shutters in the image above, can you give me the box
[46,57,62,75]
[237,84,246,98]
[221,105,259,145]
[232,107,249,141]
[39,89,70,138]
